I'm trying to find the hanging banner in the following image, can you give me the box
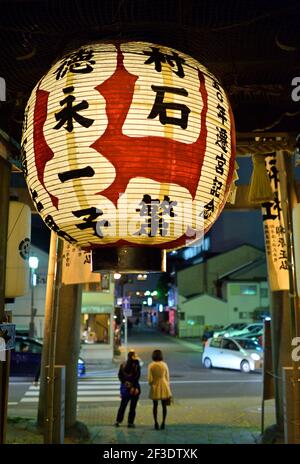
[61,242,101,285]
[261,152,289,291]
[5,201,31,298]
[292,204,300,296]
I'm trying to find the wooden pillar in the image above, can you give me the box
[0,155,11,444]
[55,283,82,430]
[270,290,292,431]
[37,232,57,428]
[38,254,82,431]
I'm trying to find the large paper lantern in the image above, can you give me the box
[21,41,235,271]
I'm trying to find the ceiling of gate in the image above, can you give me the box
[1,0,300,145]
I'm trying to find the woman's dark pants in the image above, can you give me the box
[116,395,139,425]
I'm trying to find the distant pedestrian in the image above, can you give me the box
[115,349,141,428]
[148,349,172,430]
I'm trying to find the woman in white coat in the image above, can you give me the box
[148,349,172,430]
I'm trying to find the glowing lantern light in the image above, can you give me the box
[22,41,235,271]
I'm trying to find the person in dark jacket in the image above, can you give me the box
[115,349,141,428]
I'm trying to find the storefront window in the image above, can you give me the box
[81,313,110,344]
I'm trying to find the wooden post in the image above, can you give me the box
[0,155,11,444]
[54,283,82,431]
[37,231,57,428]
[44,236,63,443]
[38,236,82,431]
[281,151,300,443]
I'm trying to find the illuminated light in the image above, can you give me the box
[144,290,151,296]
[143,300,147,305]
[22,41,235,252]
[151,290,158,296]
[147,297,153,306]
[113,315,117,319]
[29,256,39,270]
[183,237,210,260]
[32,273,37,287]
[113,272,121,280]
[159,304,163,312]
[136,291,140,296]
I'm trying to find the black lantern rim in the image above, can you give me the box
[91,246,166,273]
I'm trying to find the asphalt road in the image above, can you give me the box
[8,329,262,408]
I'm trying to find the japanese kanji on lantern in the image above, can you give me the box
[21,41,235,271]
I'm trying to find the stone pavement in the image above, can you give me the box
[8,395,273,444]
[78,395,275,445]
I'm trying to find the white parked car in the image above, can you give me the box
[202,337,263,373]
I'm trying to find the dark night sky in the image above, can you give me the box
[210,157,265,254]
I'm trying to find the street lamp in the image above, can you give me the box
[29,256,39,338]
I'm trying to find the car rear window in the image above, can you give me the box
[222,339,239,351]
[29,342,42,354]
[14,339,42,354]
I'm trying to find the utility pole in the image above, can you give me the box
[29,256,39,338]
[280,151,300,443]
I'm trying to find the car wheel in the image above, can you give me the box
[240,360,250,373]
[203,357,212,369]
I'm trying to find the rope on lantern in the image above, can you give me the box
[248,154,274,203]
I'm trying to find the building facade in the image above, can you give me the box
[175,245,269,338]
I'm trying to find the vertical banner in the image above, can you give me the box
[292,204,300,296]
[61,243,100,285]
[262,152,289,291]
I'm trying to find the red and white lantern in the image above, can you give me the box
[22,41,235,268]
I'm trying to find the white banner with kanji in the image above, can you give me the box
[62,242,100,285]
[261,152,289,291]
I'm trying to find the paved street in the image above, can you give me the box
[8,329,262,406]
[7,329,275,444]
